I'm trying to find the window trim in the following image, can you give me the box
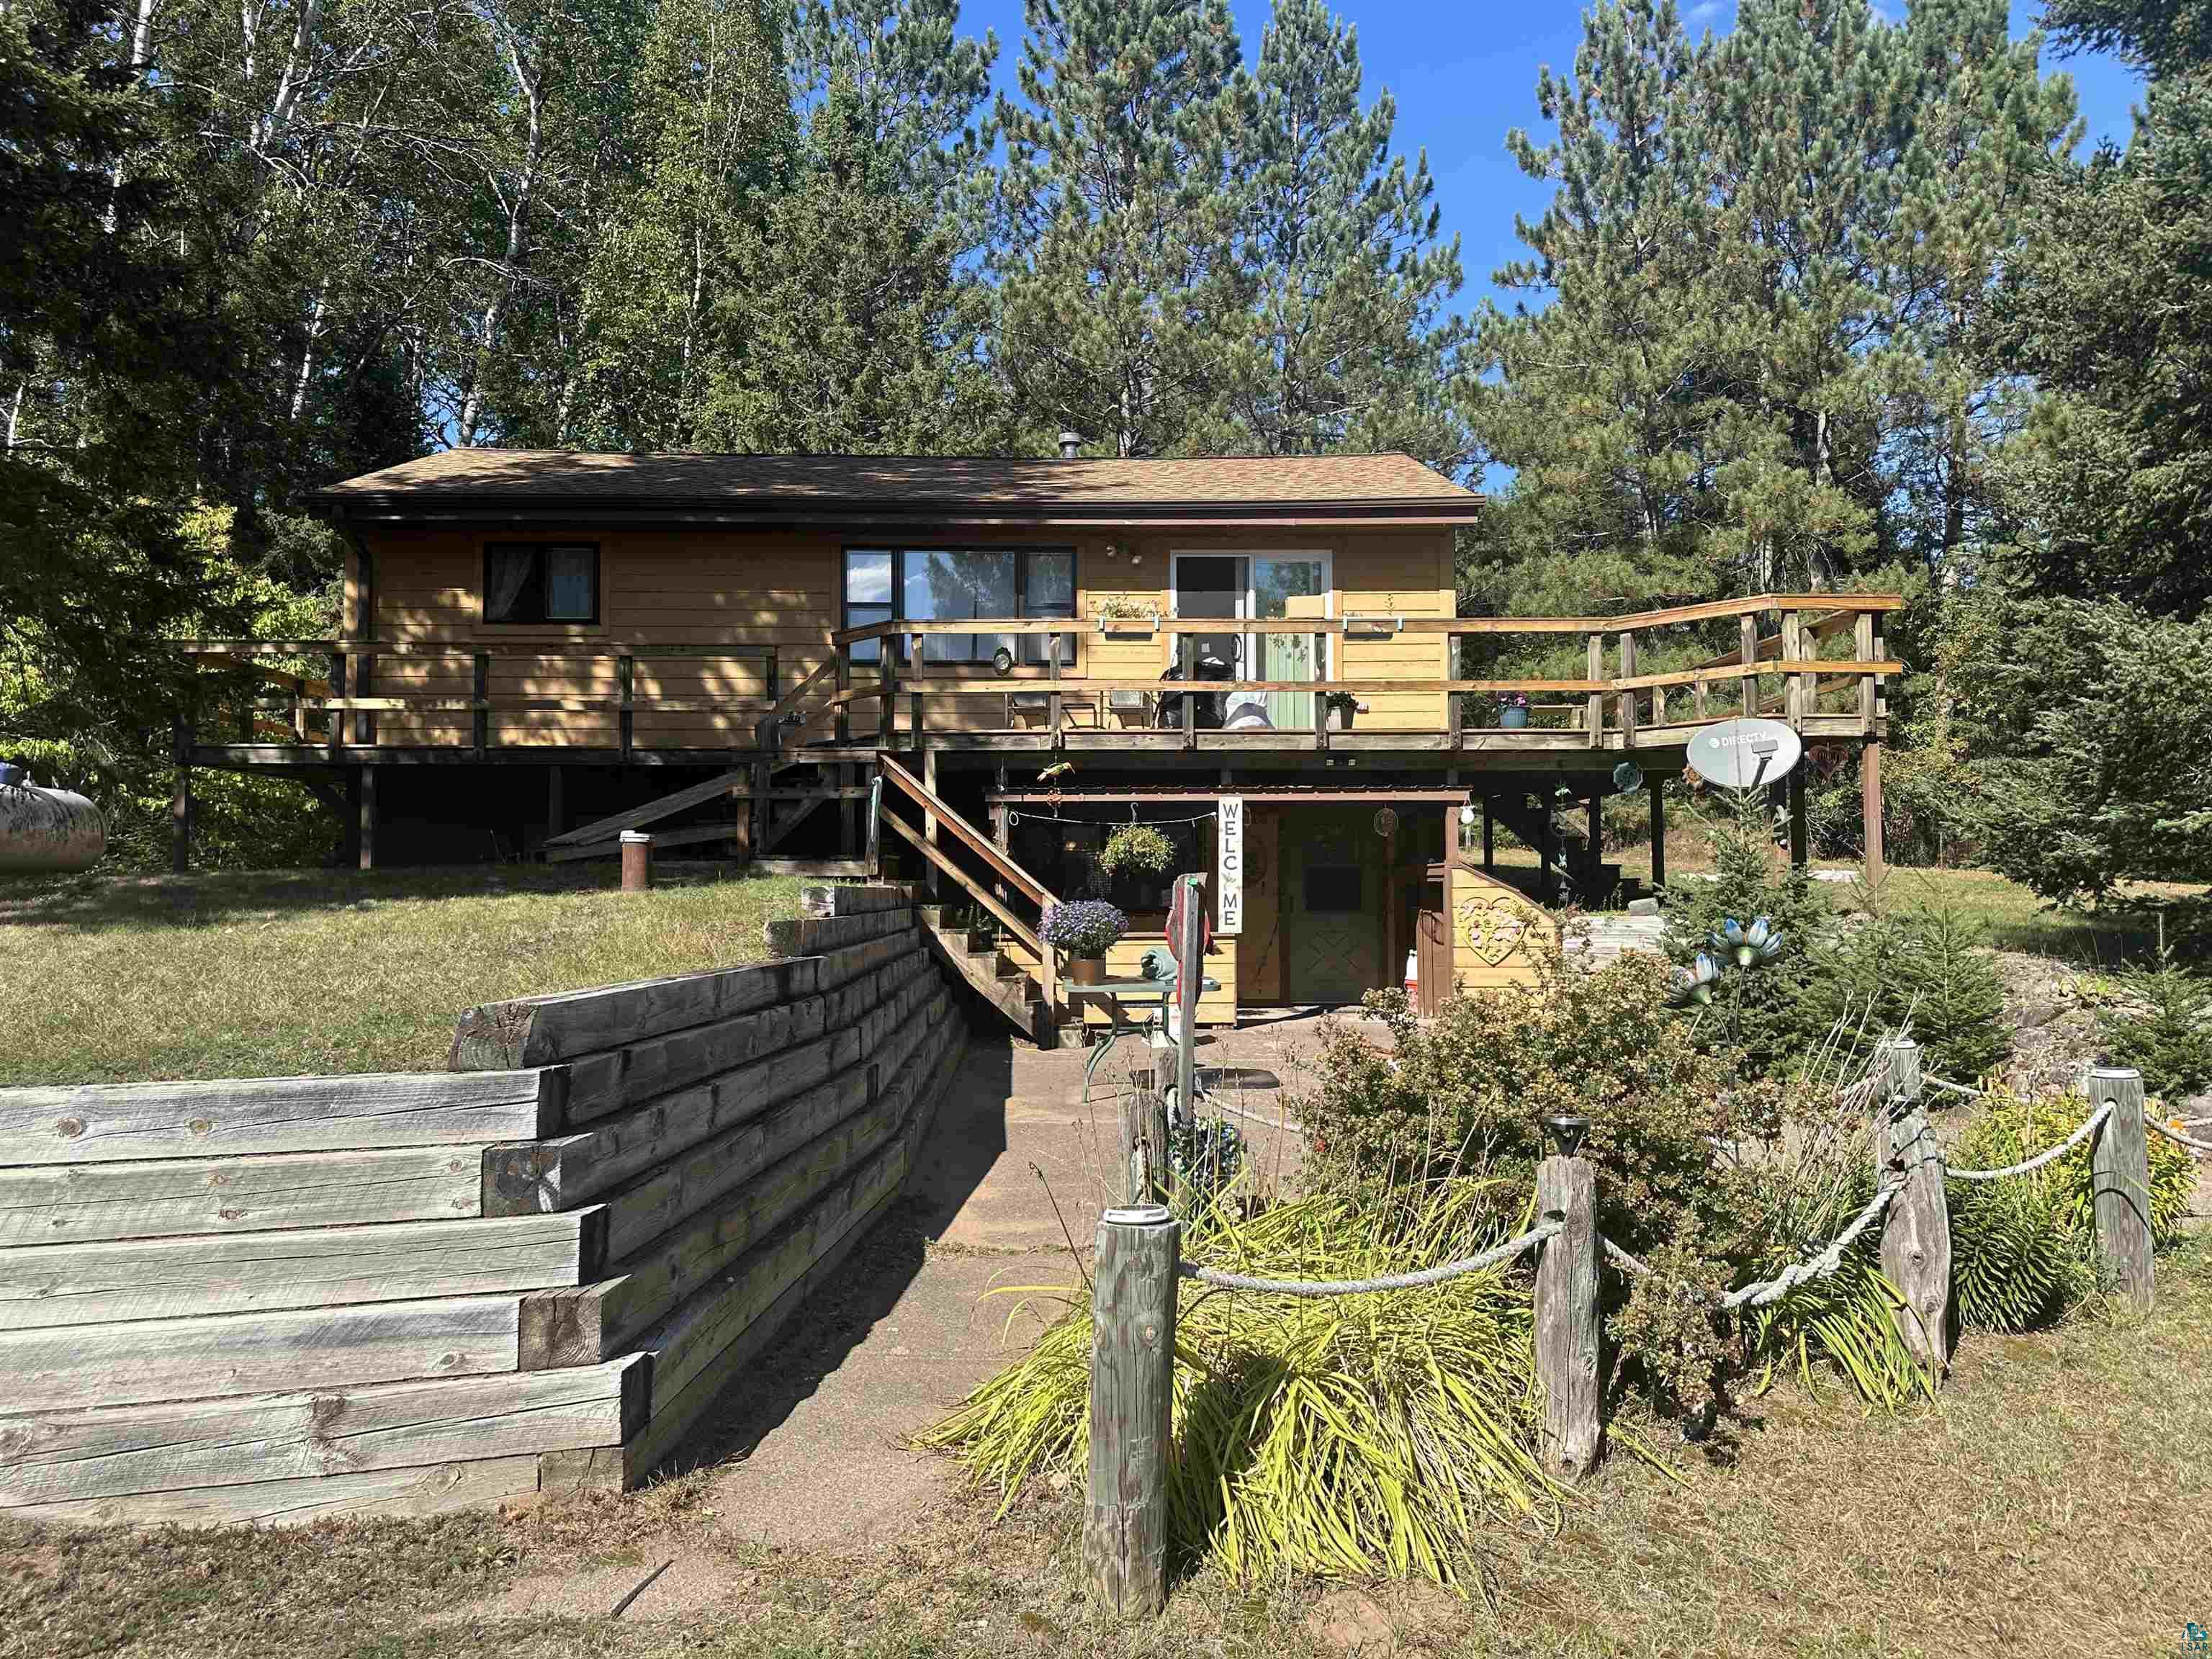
[480,540,603,628]
[841,544,1079,671]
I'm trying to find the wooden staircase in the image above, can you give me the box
[873,754,1064,1048]
[917,906,1049,1047]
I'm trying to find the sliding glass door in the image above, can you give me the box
[1251,556,1329,729]
[1170,552,1332,729]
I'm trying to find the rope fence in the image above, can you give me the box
[2147,1117,2212,1154]
[1177,1220,1560,1297]
[1923,1075,1985,1100]
[1946,1102,2113,1181]
[1082,1048,2169,1617]
[1595,1183,1899,1309]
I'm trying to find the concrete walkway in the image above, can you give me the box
[670,1010,1336,1555]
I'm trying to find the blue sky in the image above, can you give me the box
[959,0,2144,324]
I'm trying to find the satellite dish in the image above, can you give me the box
[1686,718,1802,790]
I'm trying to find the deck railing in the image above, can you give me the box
[164,592,1903,756]
[823,591,1903,747]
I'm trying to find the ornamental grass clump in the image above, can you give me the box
[920,1182,1564,1591]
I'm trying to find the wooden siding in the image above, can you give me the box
[349,523,1458,746]
[1444,864,1555,992]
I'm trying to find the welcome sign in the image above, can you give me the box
[1216,796,1244,934]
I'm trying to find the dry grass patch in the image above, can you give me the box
[5,1246,2205,1659]
[0,864,806,1085]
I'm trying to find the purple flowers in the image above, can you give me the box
[1040,899,1128,958]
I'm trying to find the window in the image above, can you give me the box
[843,547,1076,666]
[484,543,598,625]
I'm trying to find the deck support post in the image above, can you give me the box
[1861,739,1885,884]
[545,765,565,846]
[1536,794,1555,904]
[170,764,192,874]
[1787,768,1809,868]
[1648,777,1666,889]
[1482,795,1494,871]
[1584,793,1603,896]
[356,764,376,871]
[921,744,941,900]
[1084,1202,1179,1618]
[2087,1067,2153,1310]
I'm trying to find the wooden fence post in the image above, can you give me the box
[1084,1202,1179,1618]
[619,830,652,893]
[2087,1066,2153,1311]
[1120,1089,1172,1207]
[1875,1036,1950,1370]
[1534,1115,1600,1480]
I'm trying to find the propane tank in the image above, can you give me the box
[0,773,106,872]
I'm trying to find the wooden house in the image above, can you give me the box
[174,449,1902,1043]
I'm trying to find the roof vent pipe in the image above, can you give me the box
[1058,431,1082,459]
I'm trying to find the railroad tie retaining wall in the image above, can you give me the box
[0,883,967,1524]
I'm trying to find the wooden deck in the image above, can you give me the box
[172,591,1901,771]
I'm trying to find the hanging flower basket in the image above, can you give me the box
[1100,822,1174,877]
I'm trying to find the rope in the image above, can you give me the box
[1601,1236,1653,1278]
[1208,1097,1308,1136]
[1178,1220,1560,1297]
[1923,1075,1984,1100]
[1593,1183,1899,1310]
[1722,1182,1898,1310]
[2148,1117,2212,1154]
[1947,1102,2113,1182]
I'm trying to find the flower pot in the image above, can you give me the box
[1069,954,1107,986]
[1499,706,1529,729]
[1326,705,1355,732]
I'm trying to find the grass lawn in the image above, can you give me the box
[1485,823,2201,962]
[6,1241,2204,1659]
[0,864,808,1087]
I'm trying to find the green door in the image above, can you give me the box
[1282,810,1379,1005]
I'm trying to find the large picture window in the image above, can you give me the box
[484,542,598,625]
[844,547,1075,665]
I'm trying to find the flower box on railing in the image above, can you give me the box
[1094,609,1161,640]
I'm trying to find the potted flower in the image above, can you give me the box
[1040,899,1129,985]
[1100,822,1174,878]
[1323,691,1362,732]
[1498,690,1531,729]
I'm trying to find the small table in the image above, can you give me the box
[1067,976,1218,1104]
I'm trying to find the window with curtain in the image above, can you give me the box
[482,543,598,624]
[842,548,1077,665]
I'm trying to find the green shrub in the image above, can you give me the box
[1661,786,1838,1076]
[1812,894,2012,1082]
[922,1184,1562,1590]
[2098,950,2212,1097]
[1298,943,1766,1254]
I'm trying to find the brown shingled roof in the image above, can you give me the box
[311,449,1483,525]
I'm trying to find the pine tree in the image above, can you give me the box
[698,0,1016,452]
[1200,0,1468,470]
[1988,0,2212,620]
[1467,0,1722,618]
[994,0,1247,457]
